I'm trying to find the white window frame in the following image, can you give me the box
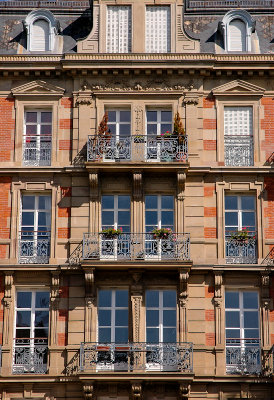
[145,6,171,53]
[225,194,256,232]
[145,195,174,230]
[221,10,255,53]
[24,9,58,52]
[106,5,132,53]
[23,109,52,166]
[146,109,173,162]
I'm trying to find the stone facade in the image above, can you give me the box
[0,1,272,400]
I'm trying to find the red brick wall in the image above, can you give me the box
[261,98,274,161]
[205,310,215,321]
[204,185,215,197]
[204,227,217,239]
[59,97,73,154]
[203,140,217,150]
[205,333,215,346]
[203,119,217,130]
[205,285,214,298]
[58,228,70,239]
[0,98,15,161]
[204,207,217,217]
[264,177,274,239]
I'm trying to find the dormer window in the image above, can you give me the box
[221,10,256,53]
[24,10,59,52]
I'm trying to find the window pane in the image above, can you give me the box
[40,125,52,135]
[41,112,52,123]
[16,311,31,327]
[242,212,255,228]
[146,310,159,327]
[245,329,259,339]
[163,310,176,326]
[98,310,111,326]
[115,327,128,342]
[35,292,49,308]
[225,196,238,210]
[226,329,240,339]
[146,290,159,307]
[145,195,157,209]
[147,124,157,135]
[99,328,111,342]
[163,290,176,307]
[120,124,131,136]
[118,196,130,209]
[225,212,238,226]
[244,311,259,328]
[145,211,157,226]
[161,111,172,122]
[108,124,116,135]
[108,111,116,122]
[102,211,114,226]
[162,196,173,210]
[22,212,34,226]
[118,211,130,225]
[120,111,131,122]
[115,290,128,307]
[39,196,51,210]
[26,112,37,123]
[98,290,112,307]
[35,328,48,338]
[163,327,176,342]
[17,292,32,308]
[146,328,159,343]
[160,124,172,134]
[226,311,240,327]
[241,196,255,210]
[243,292,258,309]
[102,196,114,209]
[22,196,35,210]
[26,125,37,135]
[16,328,30,338]
[115,310,128,326]
[225,292,239,308]
[35,311,49,327]
[147,111,157,122]
[161,211,173,227]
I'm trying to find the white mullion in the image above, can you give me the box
[159,290,163,343]
[31,291,35,346]
[114,196,118,229]
[158,195,161,229]
[111,290,115,343]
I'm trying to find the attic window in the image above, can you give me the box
[228,19,246,52]
[31,19,50,51]
[24,10,59,52]
[221,10,255,53]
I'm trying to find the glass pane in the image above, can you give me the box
[147,124,157,135]
[243,292,258,309]
[244,329,259,339]
[16,328,30,338]
[35,311,49,327]
[163,327,176,342]
[17,292,32,308]
[244,311,259,328]
[22,212,34,226]
[119,124,131,136]
[26,125,37,135]
[40,125,52,135]
[120,111,131,123]
[98,310,111,326]
[161,111,172,122]
[146,310,159,327]
[39,196,51,210]
[38,213,48,226]
[146,290,159,307]
[115,327,128,342]
[35,292,49,308]
[22,196,35,210]
[16,311,31,327]
[160,124,172,134]
[161,211,173,227]
[163,290,176,307]
[102,211,114,226]
[226,311,240,328]
[145,195,157,209]
[41,112,52,123]
[118,196,130,209]
[98,290,112,307]
[108,111,116,122]
[35,328,48,338]
[118,211,130,225]
[226,329,240,339]
[115,290,128,307]
[102,196,114,209]
[162,196,173,210]
[99,328,111,342]
[26,112,37,123]
[225,196,238,210]
[163,310,176,326]
[108,124,116,135]
[147,111,157,122]
[145,211,157,226]
[225,292,239,308]
[115,310,128,326]
[146,328,159,343]
[242,212,255,228]
[241,196,255,210]
[225,212,238,226]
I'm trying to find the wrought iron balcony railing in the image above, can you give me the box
[225,231,257,264]
[23,135,52,166]
[80,342,193,373]
[19,230,50,264]
[13,338,48,374]
[82,232,191,261]
[224,136,254,167]
[87,135,188,163]
[226,339,261,375]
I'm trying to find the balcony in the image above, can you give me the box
[82,233,191,262]
[225,231,257,264]
[13,338,48,374]
[226,339,261,375]
[19,231,50,264]
[80,342,193,373]
[87,135,188,164]
[224,136,254,167]
[23,135,51,167]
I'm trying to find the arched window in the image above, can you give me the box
[31,19,50,51]
[228,19,246,52]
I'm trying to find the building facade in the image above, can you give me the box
[0,0,273,399]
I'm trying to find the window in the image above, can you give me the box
[31,19,50,51]
[146,110,173,161]
[145,290,177,370]
[24,10,58,52]
[13,290,49,374]
[225,291,260,374]
[97,289,129,370]
[106,6,132,53]
[146,6,171,53]
[101,195,131,259]
[224,106,253,166]
[228,19,246,52]
[104,110,131,161]
[23,110,52,166]
[225,195,257,264]
[19,194,51,264]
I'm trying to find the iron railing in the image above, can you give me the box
[80,342,193,372]
[23,135,52,167]
[224,136,254,167]
[13,338,48,374]
[226,339,261,375]
[18,231,50,264]
[82,232,191,261]
[225,231,257,264]
[87,135,188,163]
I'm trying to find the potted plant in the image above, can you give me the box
[151,227,173,239]
[173,112,186,143]
[229,228,254,243]
[133,135,145,143]
[100,227,123,239]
